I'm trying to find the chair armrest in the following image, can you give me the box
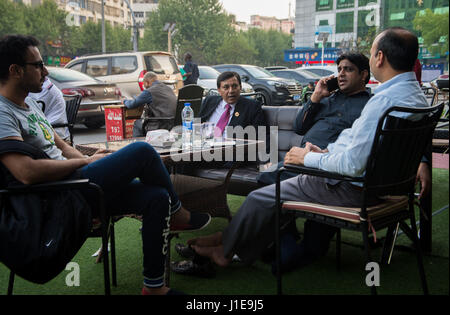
[145,117,174,121]
[0,179,91,195]
[278,164,364,183]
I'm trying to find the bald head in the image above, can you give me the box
[374,27,419,72]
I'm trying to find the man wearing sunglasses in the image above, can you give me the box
[0,34,210,295]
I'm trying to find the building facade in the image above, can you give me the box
[250,15,295,34]
[291,0,448,67]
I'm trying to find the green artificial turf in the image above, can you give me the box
[1,169,448,295]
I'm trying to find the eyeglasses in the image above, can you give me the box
[24,61,45,70]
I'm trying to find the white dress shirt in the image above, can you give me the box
[207,99,236,138]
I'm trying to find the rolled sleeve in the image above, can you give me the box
[304,151,322,169]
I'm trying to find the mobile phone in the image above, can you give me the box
[326,77,339,92]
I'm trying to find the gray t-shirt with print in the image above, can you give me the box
[0,95,65,160]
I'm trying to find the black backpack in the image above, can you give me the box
[0,140,92,284]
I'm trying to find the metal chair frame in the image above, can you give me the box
[275,103,444,295]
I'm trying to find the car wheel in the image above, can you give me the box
[84,118,105,129]
[256,90,271,106]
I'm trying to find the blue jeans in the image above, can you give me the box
[80,141,180,288]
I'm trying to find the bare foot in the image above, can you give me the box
[187,231,223,247]
[192,244,231,267]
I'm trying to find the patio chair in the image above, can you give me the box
[1,177,113,295]
[51,93,82,145]
[173,84,204,126]
[275,103,444,295]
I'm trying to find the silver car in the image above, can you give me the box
[46,67,122,129]
[198,66,254,96]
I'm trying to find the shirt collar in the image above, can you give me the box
[220,99,236,109]
[374,72,417,95]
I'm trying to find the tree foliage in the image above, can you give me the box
[413,9,449,58]
[0,0,132,58]
[142,0,234,64]
[0,0,293,67]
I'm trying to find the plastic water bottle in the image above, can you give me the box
[182,102,194,149]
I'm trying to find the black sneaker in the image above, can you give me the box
[170,212,211,233]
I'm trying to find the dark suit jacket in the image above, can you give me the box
[199,95,266,140]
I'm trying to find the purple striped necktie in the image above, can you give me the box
[214,104,231,137]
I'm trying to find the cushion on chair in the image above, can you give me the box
[282,196,409,224]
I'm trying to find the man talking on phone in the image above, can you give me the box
[255,52,371,272]
[259,53,371,185]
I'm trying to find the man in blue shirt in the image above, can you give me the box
[186,27,431,270]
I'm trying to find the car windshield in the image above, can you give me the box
[199,67,219,79]
[243,66,275,79]
[295,69,322,79]
[47,67,98,82]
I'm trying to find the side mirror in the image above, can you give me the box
[241,75,250,82]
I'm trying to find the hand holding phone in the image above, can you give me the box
[326,77,339,92]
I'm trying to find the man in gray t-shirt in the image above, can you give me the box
[0,95,65,160]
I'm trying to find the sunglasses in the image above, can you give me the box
[24,61,45,70]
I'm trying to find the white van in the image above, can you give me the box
[65,51,183,98]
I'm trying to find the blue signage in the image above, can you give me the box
[284,48,342,64]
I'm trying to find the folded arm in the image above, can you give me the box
[0,134,107,185]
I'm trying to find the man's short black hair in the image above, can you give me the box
[217,71,242,89]
[336,52,370,84]
[376,27,419,72]
[0,35,40,82]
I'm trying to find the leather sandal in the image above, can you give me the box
[175,243,195,259]
[170,259,216,278]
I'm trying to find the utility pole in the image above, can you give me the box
[123,0,138,52]
[101,0,106,53]
[164,23,176,54]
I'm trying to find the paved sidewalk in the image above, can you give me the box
[433,153,449,169]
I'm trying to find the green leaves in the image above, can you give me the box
[142,0,292,66]
[0,0,293,66]
[413,8,449,58]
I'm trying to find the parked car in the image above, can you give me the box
[198,66,254,96]
[298,65,338,77]
[269,69,321,87]
[65,51,183,98]
[264,66,288,71]
[46,67,122,129]
[213,64,302,105]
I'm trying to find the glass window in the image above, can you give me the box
[47,68,97,83]
[86,58,108,77]
[199,67,220,80]
[111,56,137,75]
[144,55,180,75]
[337,0,354,9]
[243,66,275,79]
[336,12,354,34]
[316,0,333,11]
[390,12,405,20]
[358,0,372,6]
[67,61,83,72]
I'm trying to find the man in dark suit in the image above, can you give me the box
[199,71,265,141]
